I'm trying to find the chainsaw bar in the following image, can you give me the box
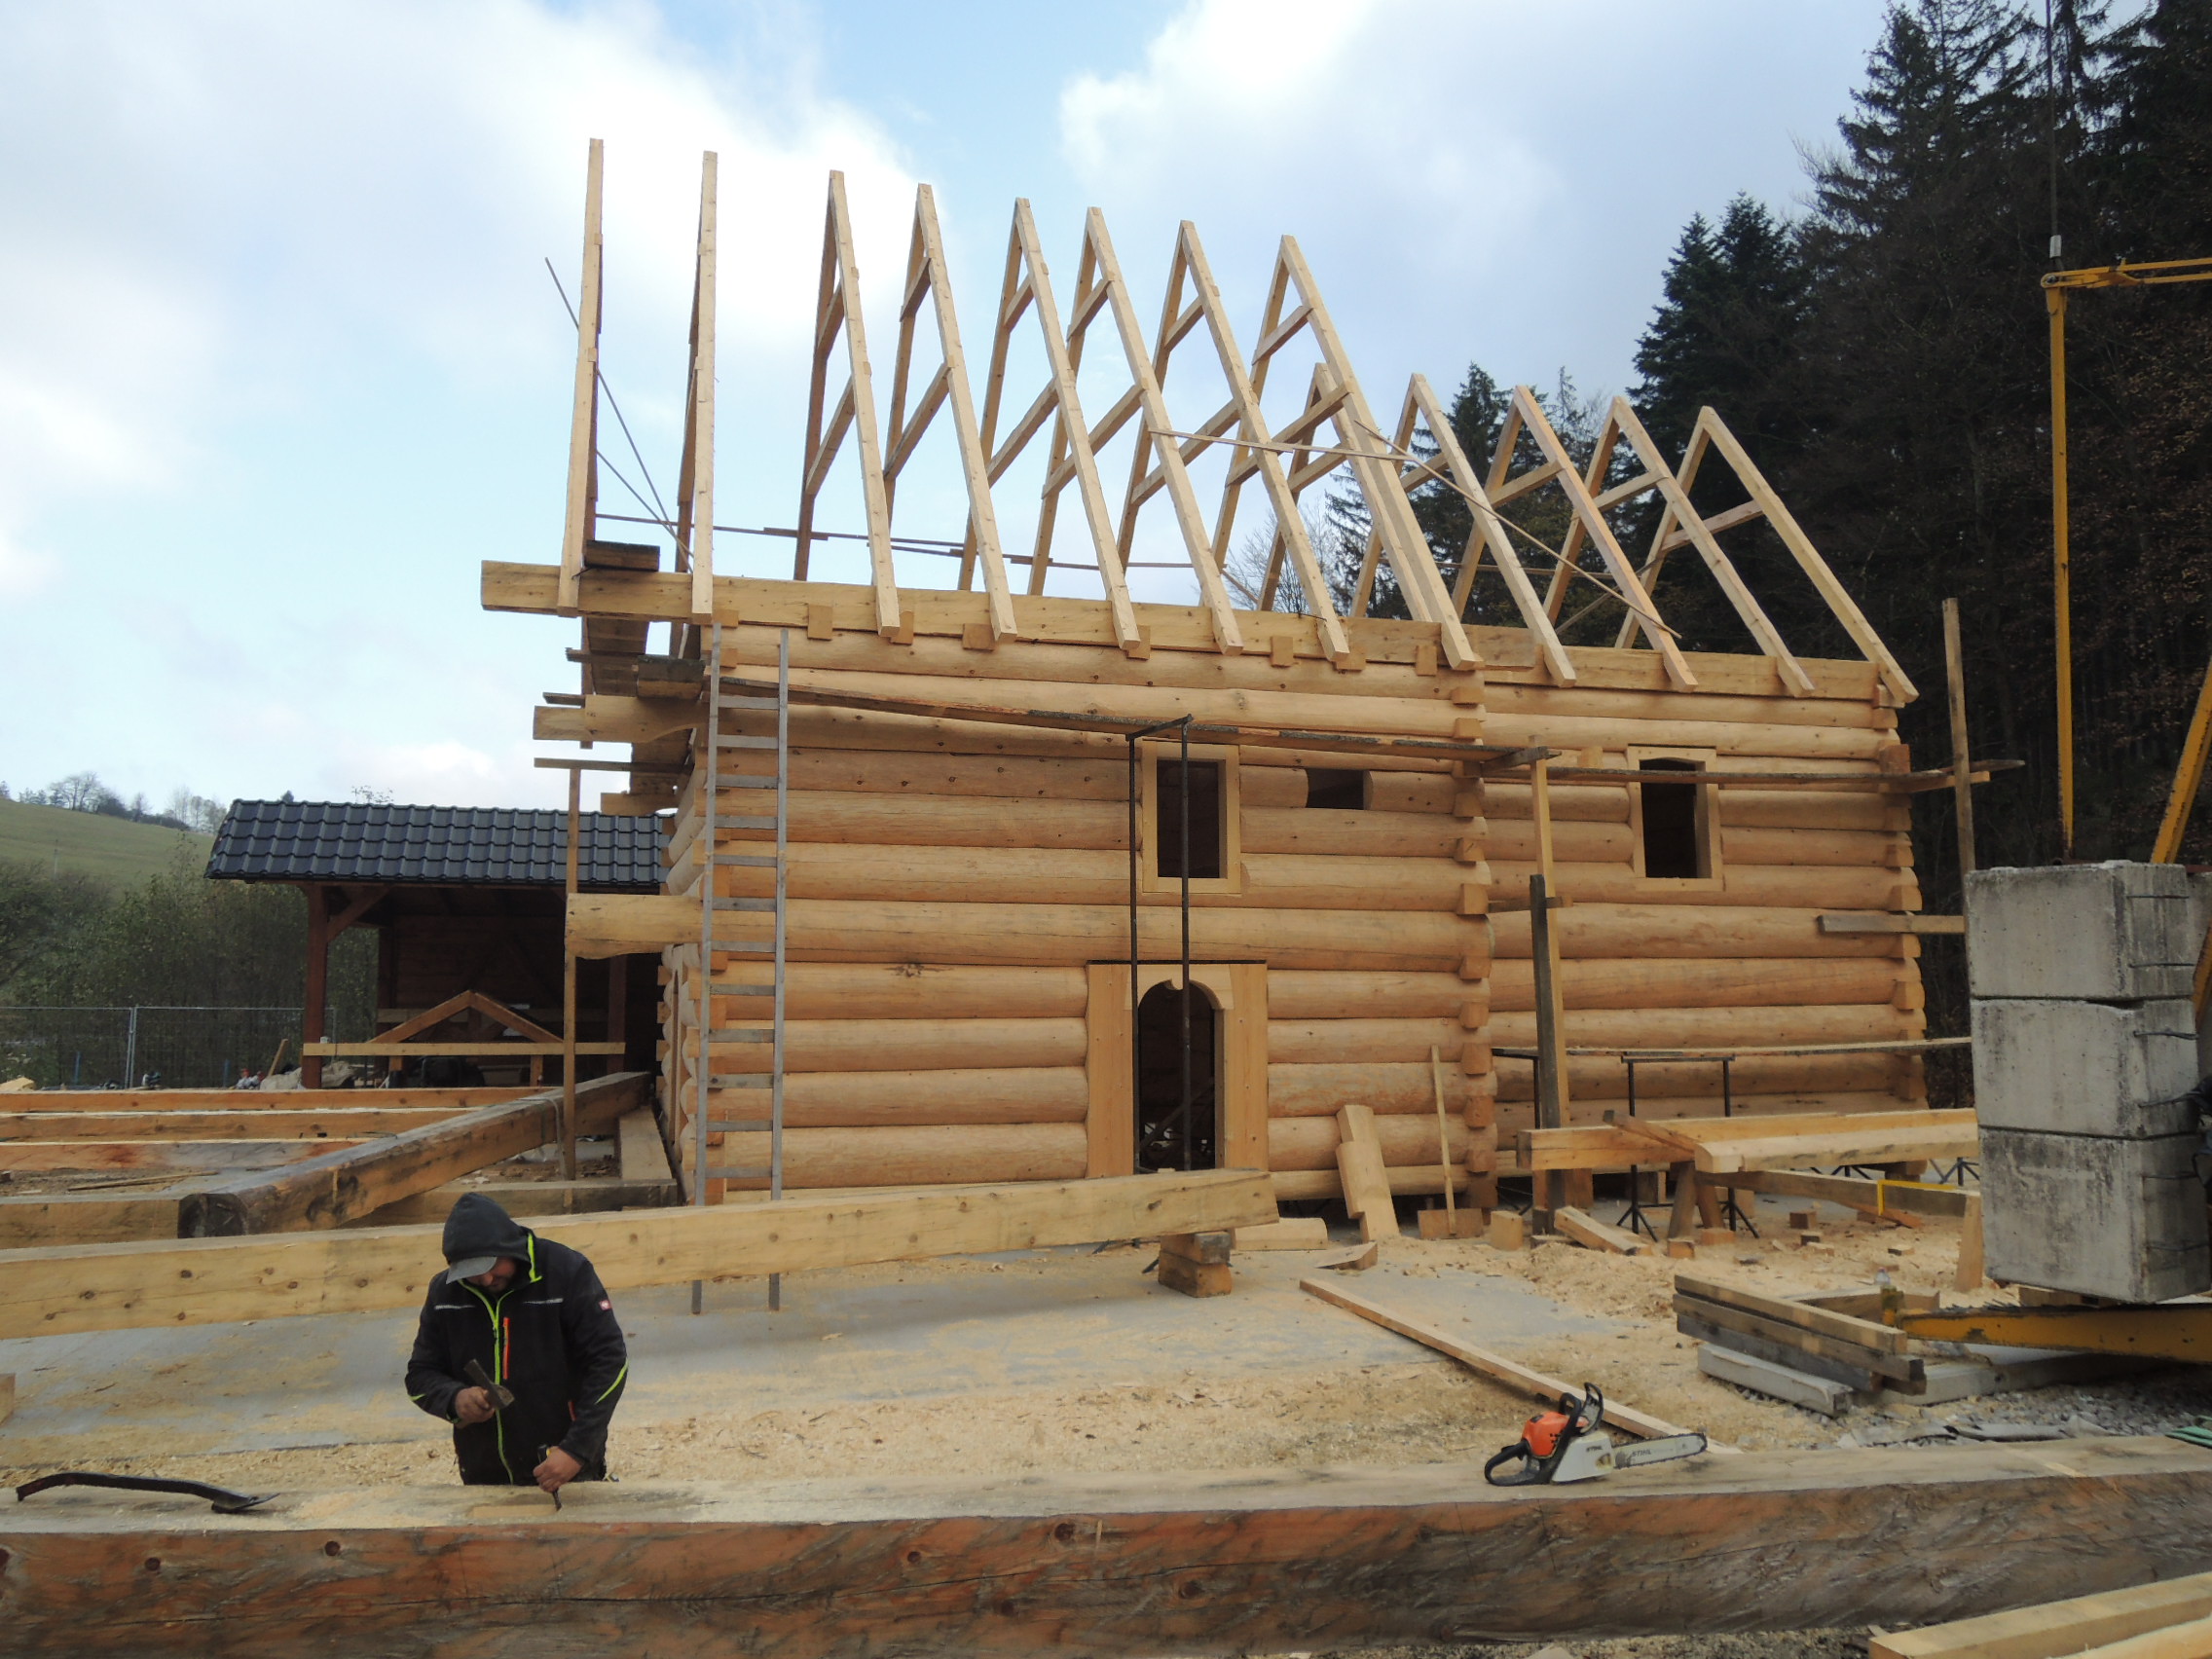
[1549,1429,1710,1484]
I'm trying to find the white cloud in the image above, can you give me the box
[1056,0,1875,397]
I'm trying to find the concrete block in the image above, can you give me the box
[1971,997,2199,1137]
[1965,862,2198,1002]
[1981,1126,2210,1303]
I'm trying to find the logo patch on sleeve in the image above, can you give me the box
[599,1300,612,1310]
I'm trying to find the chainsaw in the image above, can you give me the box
[1482,1384,1709,1486]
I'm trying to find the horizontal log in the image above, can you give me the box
[776,791,1126,850]
[746,1069,1090,1127]
[0,1167,1277,1340]
[1486,957,1899,1012]
[699,1124,1088,1188]
[1268,1018,1463,1065]
[0,1190,190,1248]
[690,1018,1088,1075]
[1480,709,1886,760]
[0,1108,464,1141]
[0,1140,344,1173]
[1494,1053,1903,1106]
[1489,905,1905,960]
[175,1072,650,1236]
[1483,680,1885,730]
[1266,972,1471,1020]
[1487,1004,1913,1051]
[1268,1062,1472,1116]
[1486,861,1911,912]
[1268,1113,1466,1172]
[702,846,1468,914]
[351,1177,680,1228]
[1698,1168,1972,1219]
[716,964,1091,1021]
[1521,1109,1973,1174]
[757,902,1475,972]
[14,1437,2208,1655]
[1241,807,1462,859]
[1485,779,1903,832]
[1269,1164,1481,1200]
[0,1088,527,1113]
[788,750,1132,801]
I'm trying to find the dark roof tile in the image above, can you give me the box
[204,801,665,892]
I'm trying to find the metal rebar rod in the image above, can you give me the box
[691,623,720,1317]
[1179,720,1192,1172]
[1127,733,1140,1169]
[770,628,789,1314]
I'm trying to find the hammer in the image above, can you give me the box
[463,1359,513,1412]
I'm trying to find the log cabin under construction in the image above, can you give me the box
[495,149,1941,1213]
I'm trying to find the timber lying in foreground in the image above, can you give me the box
[0,1168,1276,1339]
[12,1439,2212,1656]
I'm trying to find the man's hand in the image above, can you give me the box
[452,1386,498,1425]
[535,1446,582,1494]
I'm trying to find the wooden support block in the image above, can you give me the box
[1956,1192,1985,1292]
[1667,1159,1699,1240]
[1417,1207,1455,1239]
[1269,636,1296,668]
[1160,1230,1232,1266]
[1788,1209,1816,1231]
[1665,1238,1696,1259]
[1335,1103,1397,1242]
[1487,1209,1527,1252]
[1157,1252,1233,1298]
[1234,1217,1330,1250]
[806,603,835,641]
[1696,1227,1735,1247]
[961,621,997,651]
[1556,1206,1645,1256]
[1796,1230,1825,1247]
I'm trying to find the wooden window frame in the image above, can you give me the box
[1138,741,1243,895]
[1625,744,1723,890]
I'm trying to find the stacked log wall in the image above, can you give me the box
[647,623,1921,1201]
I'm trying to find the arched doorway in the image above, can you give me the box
[1134,979,1219,1172]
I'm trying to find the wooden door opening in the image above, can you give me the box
[1135,979,1219,1172]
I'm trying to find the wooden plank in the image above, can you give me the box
[619,1107,674,1184]
[1677,1272,1909,1354]
[301,1043,626,1057]
[1700,1169,1969,1220]
[1872,1570,2212,1659]
[0,1140,348,1173]
[1233,1217,1330,1250]
[1300,1274,1707,1442]
[10,1441,2212,1654]
[1676,1291,1923,1383]
[0,1088,526,1113]
[0,1109,465,1141]
[1677,1309,1883,1392]
[350,1177,680,1228]
[1821,913,1968,935]
[1555,1205,1646,1255]
[556,138,603,613]
[0,1168,1277,1339]
[1698,1342,1862,1416]
[1334,1103,1396,1242]
[173,1072,650,1236]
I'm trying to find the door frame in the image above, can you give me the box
[1085,961,1267,1176]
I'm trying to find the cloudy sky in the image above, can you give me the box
[0,0,1886,812]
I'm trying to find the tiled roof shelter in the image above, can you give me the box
[207,800,664,892]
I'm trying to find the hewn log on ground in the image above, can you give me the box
[174,1073,650,1237]
[0,1169,1276,1339]
[13,1440,2212,1657]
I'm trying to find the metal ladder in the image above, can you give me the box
[690,624,789,1312]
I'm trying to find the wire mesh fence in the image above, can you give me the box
[0,1006,375,1090]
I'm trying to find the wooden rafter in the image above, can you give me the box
[1676,408,1918,703]
[1268,239,1477,670]
[793,171,903,637]
[555,138,604,616]
[975,199,1146,655]
[1168,225,1351,664]
[1493,386,1697,689]
[1073,209,1242,655]
[1576,397,1817,696]
[885,184,1018,645]
[1394,375,1574,685]
[672,151,718,621]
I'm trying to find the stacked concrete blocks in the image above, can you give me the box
[1966,861,2209,1302]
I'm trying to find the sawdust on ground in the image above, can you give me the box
[0,1200,1998,1494]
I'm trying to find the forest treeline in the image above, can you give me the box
[1321,0,2211,901]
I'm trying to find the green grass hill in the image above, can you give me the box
[0,798,215,887]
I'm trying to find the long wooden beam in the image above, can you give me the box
[0,1109,468,1141]
[0,1167,1275,1339]
[173,1071,650,1236]
[10,1440,2212,1655]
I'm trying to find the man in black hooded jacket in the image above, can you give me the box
[405,1193,628,1491]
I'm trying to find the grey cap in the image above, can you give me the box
[440,1192,530,1283]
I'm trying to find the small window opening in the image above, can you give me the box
[1157,759,1225,879]
[1135,980,1219,1171]
[1639,757,1704,878]
[1305,768,1367,810]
